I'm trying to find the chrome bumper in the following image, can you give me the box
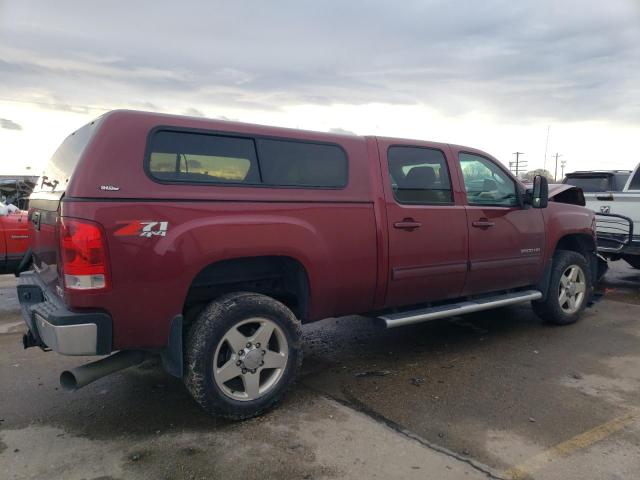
[34,314,99,355]
[17,271,112,356]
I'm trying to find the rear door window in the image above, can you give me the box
[386,146,453,204]
[148,131,260,184]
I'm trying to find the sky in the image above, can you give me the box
[1,0,639,178]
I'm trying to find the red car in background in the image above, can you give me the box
[0,204,30,274]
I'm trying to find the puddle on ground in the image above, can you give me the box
[560,355,640,406]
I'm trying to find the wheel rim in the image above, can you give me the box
[558,264,586,314]
[213,317,289,402]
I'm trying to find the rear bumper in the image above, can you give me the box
[17,271,112,355]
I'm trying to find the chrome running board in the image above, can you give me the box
[379,290,543,328]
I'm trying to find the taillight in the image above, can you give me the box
[59,218,110,291]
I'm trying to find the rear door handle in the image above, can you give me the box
[472,220,495,228]
[394,219,422,231]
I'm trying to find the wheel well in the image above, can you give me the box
[554,234,596,258]
[183,256,310,327]
[536,233,597,301]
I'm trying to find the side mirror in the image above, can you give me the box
[532,175,549,208]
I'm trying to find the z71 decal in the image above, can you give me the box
[114,221,169,237]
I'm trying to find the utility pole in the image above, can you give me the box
[554,153,562,182]
[560,159,567,179]
[510,152,525,178]
[543,125,550,171]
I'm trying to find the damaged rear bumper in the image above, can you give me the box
[17,271,112,355]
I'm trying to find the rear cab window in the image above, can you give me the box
[147,129,348,188]
[563,172,631,192]
[564,175,612,192]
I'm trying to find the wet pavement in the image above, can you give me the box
[600,259,640,305]
[1,260,639,479]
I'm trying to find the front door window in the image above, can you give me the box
[459,153,518,207]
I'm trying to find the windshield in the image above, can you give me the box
[628,168,640,191]
[614,172,631,190]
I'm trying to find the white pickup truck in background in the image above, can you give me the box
[563,166,640,269]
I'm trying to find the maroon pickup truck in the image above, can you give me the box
[19,110,599,419]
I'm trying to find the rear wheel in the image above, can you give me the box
[532,250,591,325]
[184,292,302,419]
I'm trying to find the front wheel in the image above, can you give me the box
[184,292,302,419]
[532,250,591,325]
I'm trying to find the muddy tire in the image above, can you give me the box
[532,250,591,325]
[184,292,302,420]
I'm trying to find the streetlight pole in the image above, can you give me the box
[554,153,562,182]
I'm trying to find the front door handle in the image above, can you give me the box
[394,219,422,231]
[596,194,614,201]
[472,219,495,228]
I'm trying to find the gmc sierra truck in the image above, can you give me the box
[19,110,598,419]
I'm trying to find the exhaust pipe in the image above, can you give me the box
[60,350,146,391]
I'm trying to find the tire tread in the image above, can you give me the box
[184,292,302,420]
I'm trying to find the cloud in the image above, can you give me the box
[0,118,22,130]
[183,107,205,117]
[0,0,638,123]
[328,127,356,135]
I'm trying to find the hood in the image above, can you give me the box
[549,184,586,206]
[522,182,586,206]
[548,183,577,198]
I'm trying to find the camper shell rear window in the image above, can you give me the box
[33,118,102,193]
[147,128,348,188]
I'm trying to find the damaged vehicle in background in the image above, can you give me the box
[0,176,37,274]
[19,110,601,419]
[564,166,640,269]
[0,203,30,274]
[0,176,38,211]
